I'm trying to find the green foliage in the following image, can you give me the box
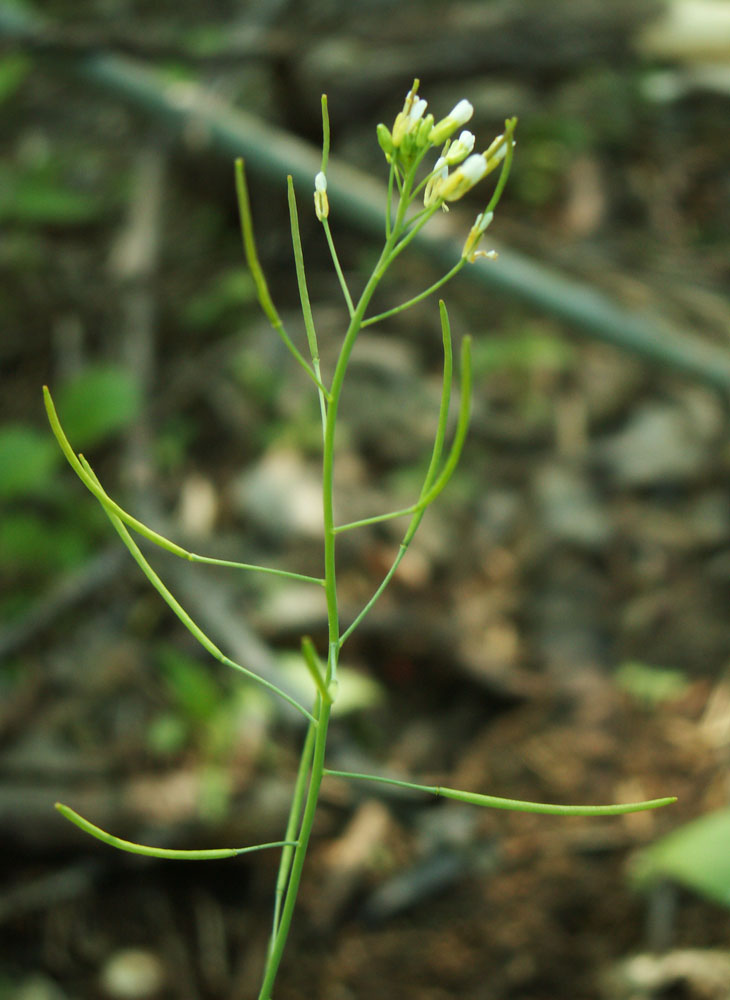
[0,510,91,573]
[0,369,141,624]
[150,644,260,763]
[471,327,574,376]
[54,366,141,449]
[229,341,286,413]
[182,268,256,330]
[154,415,197,474]
[145,711,189,757]
[157,643,223,724]
[633,808,730,908]
[182,24,230,58]
[616,661,690,708]
[0,425,59,499]
[0,54,30,104]
[0,162,103,225]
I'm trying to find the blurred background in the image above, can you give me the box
[1,1,730,998]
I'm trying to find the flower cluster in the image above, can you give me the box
[377,80,475,170]
[313,80,515,266]
[374,80,516,261]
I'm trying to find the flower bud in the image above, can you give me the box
[416,113,435,148]
[429,99,473,146]
[444,130,475,165]
[314,171,329,220]
[377,123,394,159]
[423,156,448,207]
[411,98,428,122]
[461,210,494,259]
[392,86,428,148]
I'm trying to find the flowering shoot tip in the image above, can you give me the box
[378,80,516,248]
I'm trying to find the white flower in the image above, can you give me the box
[438,153,488,202]
[452,99,473,119]
[410,98,428,123]
[429,99,474,146]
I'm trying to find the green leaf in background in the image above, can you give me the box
[471,328,574,376]
[146,711,189,757]
[0,164,103,225]
[157,644,223,723]
[0,424,59,499]
[0,54,30,104]
[182,268,256,330]
[632,808,730,908]
[0,511,91,572]
[616,660,689,708]
[55,366,141,449]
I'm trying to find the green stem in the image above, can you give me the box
[257,696,332,1000]
[335,505,418,534]
[301,637,329,702]
[483,117,517,217]
[385,160,395,238]
[322,218,354,317]
[319,233,401,653]
[56,803,297,859]
[338,535,416,648]
[339,322,466,648]
[335,300,454,539]
[319,94,330,173]
[416,336,472,510]
[185,555,323,586]
[287,176,331,440]
[269,708,318,950]
[235,159,327,396]
[45,387,325,586]
[323,771,677,816]
[80,459,315,723]
[288,177,324,377]
[362,260,464,328]
[256,159,418,1000]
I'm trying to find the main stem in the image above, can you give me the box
[256,196,409,1000]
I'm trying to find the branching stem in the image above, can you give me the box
[45,96,674,1000]
[323,771,678,816]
